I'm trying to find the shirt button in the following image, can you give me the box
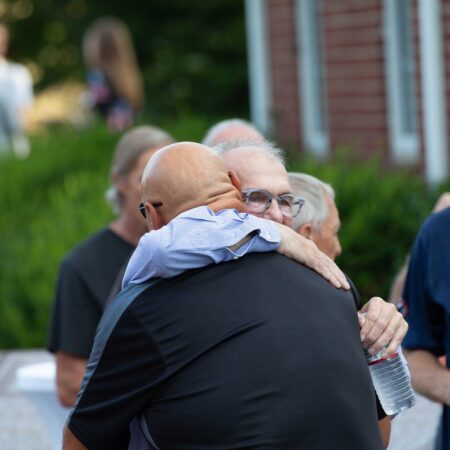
[233,256,239,260]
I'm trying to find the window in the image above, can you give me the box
[296,0,328,156]
[384,0,418,163]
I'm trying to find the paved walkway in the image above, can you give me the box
[0,349,443,450]
[0,349,54,450]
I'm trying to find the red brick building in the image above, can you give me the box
[245,0,450,183]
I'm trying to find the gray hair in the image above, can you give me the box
[213,138,286,167]
[288,172,335,231]
[202,118,263,147]
[106,125,175,213]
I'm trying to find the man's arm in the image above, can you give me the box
[123,206,349,290]
[379,416,391,449]
[55,352,87,407]
[403,349,450,403]
[63,426,87,450]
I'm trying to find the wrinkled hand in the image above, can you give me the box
[358,297,408,356]
[276,224,350,290]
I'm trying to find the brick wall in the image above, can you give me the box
[321,0,389,159]
[266,0,301,149]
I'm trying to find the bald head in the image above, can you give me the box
[202,119,266,147]
[141,142,243,227]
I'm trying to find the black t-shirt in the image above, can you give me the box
[69,252,384,450]
[47,228,134,358]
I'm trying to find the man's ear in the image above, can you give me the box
[297,223,313,239]
[145,202,164,231]
[113,173,128,198]
[228,170,242,192]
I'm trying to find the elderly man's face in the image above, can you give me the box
[310,195,342,260]
[226,151,293,227]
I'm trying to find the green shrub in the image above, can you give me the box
[289,155,445,302]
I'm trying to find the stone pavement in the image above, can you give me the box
[0,348,443,450]
[0,349,54,450]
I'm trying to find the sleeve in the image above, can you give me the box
[402,224,445,356]
[46,259,102,358]
[122,209,280,288]
[67,301,165,450]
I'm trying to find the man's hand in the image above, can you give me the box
[358,297,408,356]
[276,223,350,290]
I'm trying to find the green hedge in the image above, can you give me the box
[289,155,449,302]
[0,126,447,348]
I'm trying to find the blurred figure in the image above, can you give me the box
[47,125,175,407]
[389,192,450,306]
[202,118,265,147]
[288,172,342,261]
[0,21,33,158]
[82,17,144,131]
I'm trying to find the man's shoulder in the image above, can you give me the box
[417,207,450,247]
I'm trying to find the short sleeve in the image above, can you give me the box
[46,259,102,358]
[402,223,445,356]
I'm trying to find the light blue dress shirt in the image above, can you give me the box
[122,206,280,288]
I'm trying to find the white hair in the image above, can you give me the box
[213,139,286,167]
[202,118,263,147]
[288,172,335,231]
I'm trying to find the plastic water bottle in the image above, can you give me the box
[364,349,416,415]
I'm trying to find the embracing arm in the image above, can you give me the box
[123,207,349,290]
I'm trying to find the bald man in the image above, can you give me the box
[63,142,384,450]
[202,118,265,147]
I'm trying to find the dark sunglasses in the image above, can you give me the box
[138,201,163,218]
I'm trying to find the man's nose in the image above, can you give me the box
[263,198,284,224]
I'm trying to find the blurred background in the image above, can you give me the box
[0,0,449,351]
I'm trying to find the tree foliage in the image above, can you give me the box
[6,0,248,119]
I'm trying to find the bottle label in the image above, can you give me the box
[367,351,399,366]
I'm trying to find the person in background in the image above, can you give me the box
[202,118,265,147]
[288,172,342,261]
[0,20,33,158]
[82,17,144,131]
[401,205,450,450]
[389,192,450,307]
[47,125,174,407]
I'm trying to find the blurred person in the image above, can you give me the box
[63,143,385,450]
[82,17,144,131]
[288,172,342,260]
[0,20,33,158]
[202,118,265,147]
[47,125,174,408]
[389,192,450,307]
[401,205,450,450]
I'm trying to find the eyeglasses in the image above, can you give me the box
[138,201,163,218]
[242,189,305,218]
